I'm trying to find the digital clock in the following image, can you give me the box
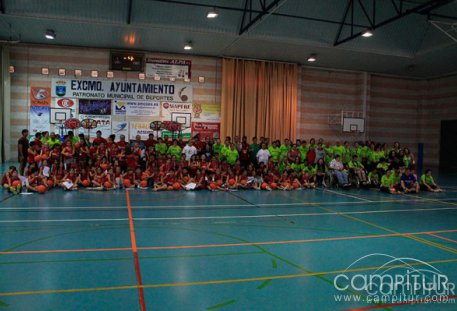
[110,51,144,72]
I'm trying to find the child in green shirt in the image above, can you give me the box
[420,169,443,192]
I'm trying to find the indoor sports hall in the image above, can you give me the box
[1,1,457,311]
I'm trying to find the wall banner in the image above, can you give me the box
[30,87,51,106]
[52,78,192,102]
[191,122,220,140]
[30,106,51,135]
[145,58,191,80]
[126,101,160,117]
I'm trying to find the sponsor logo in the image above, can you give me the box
[57,98,74,108]
[64,118,80,129]
[31,88,49,100]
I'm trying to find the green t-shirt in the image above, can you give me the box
[368,171,379,182]
[377,162,389,171]
[333,145,345,158]
[226,149,239,165]
[381,175,394,188]
[279,144,291,160]
[167,145,182,160]
[291,163,303,173]
[304,165,316,174]
[297,145,309,162]
[421,174,434,185]
[155,143,167,155]
[213,143,222,155]
[348,160,363,169]
[268,146,281,163]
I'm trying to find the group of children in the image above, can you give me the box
[2,130,444,195]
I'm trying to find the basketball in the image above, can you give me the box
[173,182,181,190]
[47,180,54,187]
[140,180,148,188]
[270,182,278,189]
[37,185,46,193]
[261,182,268,189]
[240,180,247,185]
[34,155,42,163]
[293,182,300,189]
[210,183,217,189]
[104,182,113,189]
[41,154,49,160]
[283,182,290,188]
[228,179,236,186]
[183,176,190,183]
[123,179,131,187]
[82,180,90,187]
[12,180,21,187]
[100,163,109,170]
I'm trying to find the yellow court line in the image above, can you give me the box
[309,201,457,256]
[1,257,457,297]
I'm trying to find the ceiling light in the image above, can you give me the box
[107,71,114,78]
[91,70,98,78]
[58,68,66,76]
[9,66,15,73]
[362,29,373,37]
[41,67,49,75]
[139,73,145,80]
[45,29,56,40]
[75,69,82,77]
[153,74,160,81]
[207,8,219,19]
[184,41,193,50]
[169,76,176,82]
[307,54,317,62]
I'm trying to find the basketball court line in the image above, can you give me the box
[1,205,457,224]
[428,233,457,244]
[1,257,456,297]
[322,189,374,202]
[1,196,456,211]
[1,228,456,255]
[125,191,147,311]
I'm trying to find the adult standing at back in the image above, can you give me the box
[18,129,29,175]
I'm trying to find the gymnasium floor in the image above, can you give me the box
[1,165,457,310]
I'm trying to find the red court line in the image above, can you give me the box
[342,294,457,311]
[428,233,457,244]
[126,191,147,311]
[1,228,457,256]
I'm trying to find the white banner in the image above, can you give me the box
[145,58,191,80]
[79,114,112,140]
[112,121,129,141]
[130,122,155,140]
[126,101,160,117]
[52,78,192,102]
[30,106,50,136]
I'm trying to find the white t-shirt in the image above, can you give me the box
[256,148,271,165]
[182,145,197,160]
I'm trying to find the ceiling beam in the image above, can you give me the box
[148,0,369,28]
[239,0,287,35]
[334,0,455,46]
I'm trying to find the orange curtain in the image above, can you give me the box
[221,58,297,142]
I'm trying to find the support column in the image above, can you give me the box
[0,45,12,162]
